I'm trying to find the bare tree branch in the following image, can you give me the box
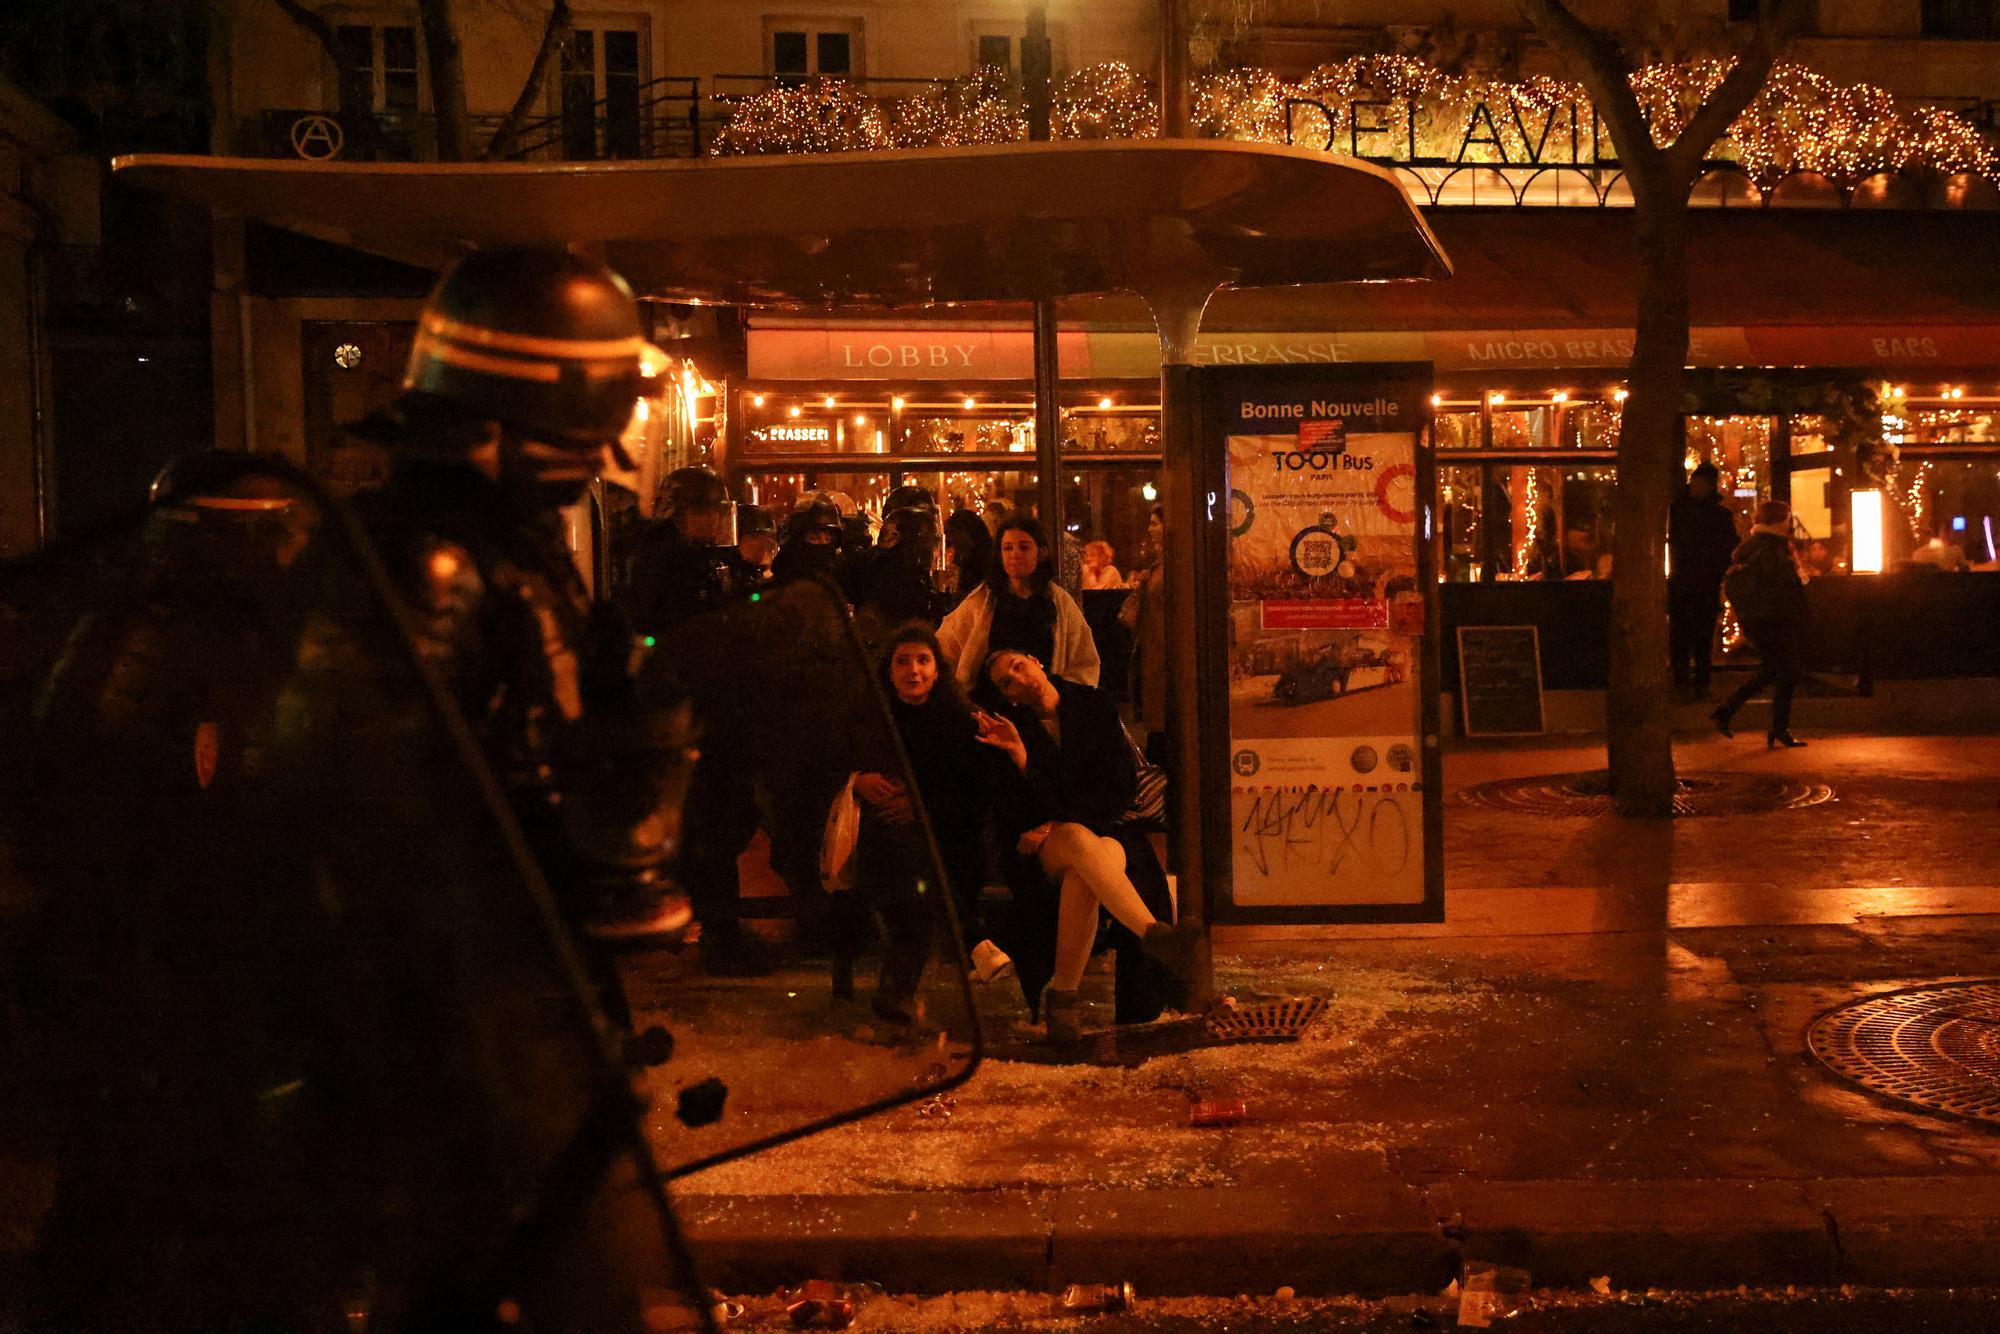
[271,0,339,60]
[1513,0,1661,181]
[1661,0,1812,180]
[485,0,573,159]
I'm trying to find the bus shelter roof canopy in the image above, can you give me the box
[114,140,1450,309]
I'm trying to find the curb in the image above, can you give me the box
[679,1177,2000,1297]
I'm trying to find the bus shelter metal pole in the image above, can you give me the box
[1145,267,1222,1008]
[1033,303,1062,552]
[1026,7,1063,554]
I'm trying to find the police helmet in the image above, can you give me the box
[883,504,938,545]
[659,466,730,518]
[883,483,937,520]
[658,465,735,545]
[737,504,777,539]
[148,450,299,513]
[401,246,645,448]
[786,499,845,544]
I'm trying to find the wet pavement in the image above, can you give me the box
[6,732,2000,1310]
[630,734,2000,1298]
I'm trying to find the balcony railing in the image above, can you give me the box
[253,76,703,163]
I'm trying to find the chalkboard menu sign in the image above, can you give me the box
[1456,626,1544,736]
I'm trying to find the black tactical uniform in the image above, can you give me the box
[625,465,750,637]
[352,248,693,955]
[14,248,717,1331]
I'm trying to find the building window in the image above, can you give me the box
[768,19,860,83]
[976,34,1013,70]
[559,20,647,159]
[1921,0,1997,38]
[333,23,420,113]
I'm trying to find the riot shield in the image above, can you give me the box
[632,572,985,1180]
[4,460,983,1327]
[7,469,717,1332]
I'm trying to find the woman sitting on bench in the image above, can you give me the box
[972,648,1198,1041]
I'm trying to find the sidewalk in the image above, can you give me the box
[645,733,2000,1298]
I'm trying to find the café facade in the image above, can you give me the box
[720,205,2000,712]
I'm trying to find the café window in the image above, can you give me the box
[1883,458,2000,570]
[733,386,1161,588]
[1439,463,1617,583]
[333,22,420,113]
[769,18,861,81]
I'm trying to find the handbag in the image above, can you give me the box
[819,772,862,892]
[1121,727,1168,830]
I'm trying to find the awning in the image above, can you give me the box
[745,322,2000,379]
[739,207,2000,378]
[112,141,1450,307]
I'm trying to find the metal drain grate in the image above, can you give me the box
[1206,996,1327,1042]
[1456,770,1835,817]
[1807,981,2000,1125]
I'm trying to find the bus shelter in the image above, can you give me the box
[116,138,1453,971]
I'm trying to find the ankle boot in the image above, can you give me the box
[1042,988,1083,1043]
[1139,919,1201,983]
[1767,730,1806,749]
[1710,706,1735,739]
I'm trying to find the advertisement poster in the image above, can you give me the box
[1200,364,1442,921]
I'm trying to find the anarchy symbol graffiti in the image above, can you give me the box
[289,114,346,161]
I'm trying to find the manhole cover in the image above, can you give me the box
[1456,770,1834,817]
[1807,981,2000,1125]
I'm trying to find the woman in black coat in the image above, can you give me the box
[1713,499,1810,748]
[973,648,1196,1041]
[842,623,1010,1024]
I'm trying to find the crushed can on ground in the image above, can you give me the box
[1059,1281,1137,1313]
[1189,1097,1247,1127]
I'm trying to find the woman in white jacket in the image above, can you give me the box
[938,517,1100,692]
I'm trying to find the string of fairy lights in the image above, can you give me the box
[710,55,1998,186]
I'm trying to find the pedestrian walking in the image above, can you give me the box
[1669,461,1740,695]
[1713,500,1810,749]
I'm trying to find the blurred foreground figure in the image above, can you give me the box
[16,247,705,1331]
[352,245,695,952]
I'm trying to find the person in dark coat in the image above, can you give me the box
[1713,500,1810,748]
[1669,461,1740,694]
[974,648,1196,1041]
[841,624,1012,1023]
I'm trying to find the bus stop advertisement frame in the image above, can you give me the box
[1196,362,1446,926]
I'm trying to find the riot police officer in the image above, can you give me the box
[351,246,693,950]
[15,246,708,1331]
[772,497,846,584]
[625,464,749,636]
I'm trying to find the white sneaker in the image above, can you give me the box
[970,938,1015,983]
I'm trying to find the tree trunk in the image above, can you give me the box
[1605,180,1689,816]
[417,0,472,160]
[485,1,572,160]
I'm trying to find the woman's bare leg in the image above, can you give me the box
[1039,823,1160,991]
